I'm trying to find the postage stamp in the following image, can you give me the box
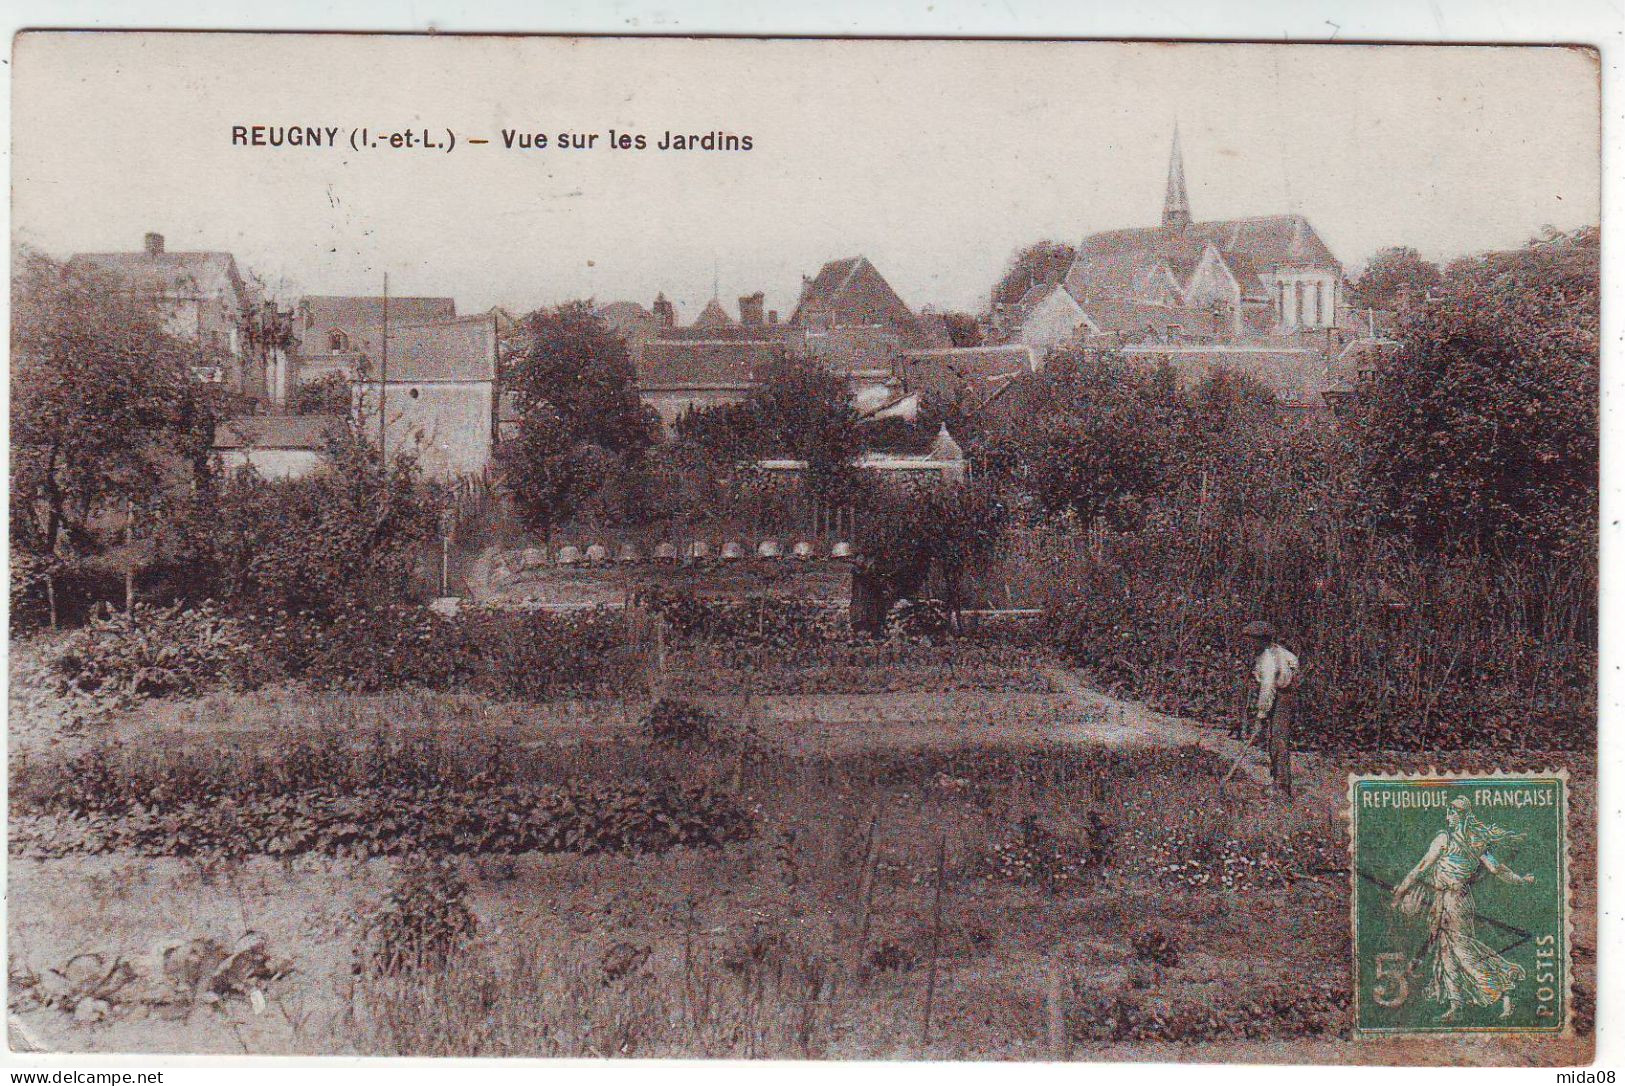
[1348,771,1570,1037]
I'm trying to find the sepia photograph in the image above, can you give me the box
[4,27,1604,1068]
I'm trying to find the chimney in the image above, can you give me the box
[143,232,165,256]
[768,310,779,325]
[653,292,675,329]
[738,292,765,327]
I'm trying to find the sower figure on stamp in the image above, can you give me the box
[1391,797,1533,1022]
[1239,620,1299,795]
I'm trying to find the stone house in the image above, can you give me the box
[68,232,267,400]
[352,313,501,479]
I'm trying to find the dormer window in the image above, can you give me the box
[328,329,349,353]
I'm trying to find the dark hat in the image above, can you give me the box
[1241,620,1275,639]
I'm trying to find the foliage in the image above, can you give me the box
[1068,981,1348,1044]
[981,350,1277,527]
[1350,226,1598,558]
[255,603,637,699]
[289,372,354,416]
[162,431,442,618]
[12,739,755,860]
[1350,245,1441,312]
[10,248,229,611]
[50,602,259,716]
[1129,928,1180,967]
[642,698,716,748]
[975,812,1107,895]
[368,858,477,973]
[850,477,1008,633]
[885,597,952,640]
[987,239,1075,314]
[645,590,844,646]
[675,357,863,504]
[498,301,659,535]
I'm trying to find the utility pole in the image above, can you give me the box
[378,273,390,461]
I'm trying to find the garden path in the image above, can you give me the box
[1039,665,1271,784]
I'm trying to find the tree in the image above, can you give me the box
[497,301,660,535]
[162,429,441,617]
[988,240,1075,314]
[10,248,225,619]
[676,357,863,505]
[1351,227,1598,558]
[1351,246,1443,312]
[850,477,1007,635]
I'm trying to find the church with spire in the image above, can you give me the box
[989,127,1348,355]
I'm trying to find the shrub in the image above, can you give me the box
[642,698,715,748]
[50,602,258,716]
[161,433,442,618]
[368,857,478,974]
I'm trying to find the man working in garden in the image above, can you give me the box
[1240,620,1299,795]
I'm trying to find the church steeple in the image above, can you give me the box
[1162,124,1192,229]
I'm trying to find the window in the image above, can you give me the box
[1314,282,1325,326]
[1294,282,1305,326]
[1277,282,1286,322]
[409,387,421,399]
[328,329,349,353]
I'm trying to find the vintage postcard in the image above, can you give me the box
[6,31,1601,1067]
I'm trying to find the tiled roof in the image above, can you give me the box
[637,339,786,391]
[378,315,498,383]
[897,346,1035,414]
[790,255,917,329]
[213,414,348,450]
[1064,214,1340,307]
[692,298,736,329]
[68,250,248,302]
[297,295,456,355]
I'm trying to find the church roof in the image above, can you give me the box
[1063,214,1339,310]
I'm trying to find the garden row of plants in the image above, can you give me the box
[45,600,643,724]
[10,728,753,859]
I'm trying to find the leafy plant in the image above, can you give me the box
[368,857,478,974]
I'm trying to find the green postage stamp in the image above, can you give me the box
[1349,771,1570,1037]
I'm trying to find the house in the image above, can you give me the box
[630,292,792,432]
[990,129,1348,349]
[212,415,348,480]
[352,313,501,478]
[68,232,265,400]
[291,294,458,386]
[875,345,1038,422]
[788,256,948,380]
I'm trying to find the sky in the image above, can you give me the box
[11,33,1601,321]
